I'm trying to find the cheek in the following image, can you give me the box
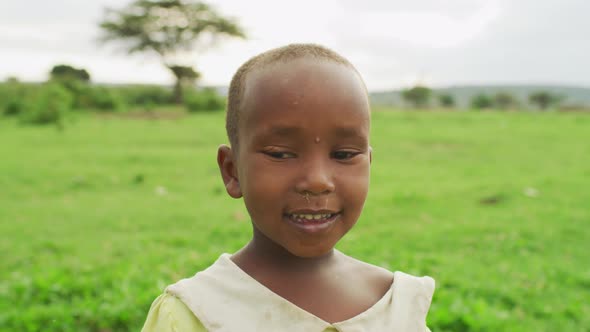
[240,158,291,209]
[346,178,370,209]
[339,176,370,223]
[338,163,370,198]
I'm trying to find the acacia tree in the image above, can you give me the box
[99,0,245,104]
[50,64,91,82]
[438,93,455,108]
[529,91,559,110]
[471,94,493,110]
[493,91,517,110]
[402,86,431,109]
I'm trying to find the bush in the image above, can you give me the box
[116,85,173,106]
[88,86,126,112]
[184,88,226,112]
[0,81,37,116]
[402,85,432,108]
[471,94,493,110]
[60,83,125,111]
[50,81,173,109]
[58,80,92,109]
[45,80,123,112]
[20,83,73,127]
[3,99,27,116]
[529,91,561,110]
[438,94,455,108]
[493,92,518,110]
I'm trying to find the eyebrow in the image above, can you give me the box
[265,126,303,137]
[254,125,367,142]
[332,126,366,138]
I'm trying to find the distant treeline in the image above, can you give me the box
[371,85,590,111]
[0,64,226,128]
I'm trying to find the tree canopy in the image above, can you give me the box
[99,0,245,103]
[529,91,560,110]
[471,94,493,110]
[402,86,431,109]
[438,93,455,108]
[493,91,518,110]
[50,64,91,82]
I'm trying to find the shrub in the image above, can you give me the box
[3,99,27,116]
[529,91,561,110]
[88,86,126,112]
[438,94,455,108]
[60,80,92,109]
[493,92,518,110]
[64,84,125,111]
[0,80,35,116]
[402,86,432,108]
[48,65,94,110]
[117,85,173,106]
[184,88,226,112]
[20,83,73,127]
[471,94,493,110]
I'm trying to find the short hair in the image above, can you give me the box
[225,43,365,149]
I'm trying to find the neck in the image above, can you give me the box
[232,228,337,273]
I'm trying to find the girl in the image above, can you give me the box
[142,44,435,332]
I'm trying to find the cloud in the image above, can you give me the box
[0,0,589,89]
[356,2,501,48]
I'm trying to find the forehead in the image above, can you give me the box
[239,58,369,138]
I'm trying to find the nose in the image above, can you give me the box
[294,157,335,196]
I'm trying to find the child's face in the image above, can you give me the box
[220,58,371,258]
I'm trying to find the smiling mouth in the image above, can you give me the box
[288,213,336,222]
[284,211,340,233]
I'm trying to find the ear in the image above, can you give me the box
[217,144,242,198]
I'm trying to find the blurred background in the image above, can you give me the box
[1,1,589,331]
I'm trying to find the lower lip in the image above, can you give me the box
[284,213,339,234]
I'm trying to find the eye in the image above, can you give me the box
[331,150,359,160]
[264,151,296,159]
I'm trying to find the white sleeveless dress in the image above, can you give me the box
[142,253,435,332]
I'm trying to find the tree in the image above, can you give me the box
[471,94,493,110]
[5,76,20,84]
[21,83,73,130]
[49,64,94,109]
[99,0,245,104]
[438,93,455,108]
[50,64,91,82]
[168,65,200,104]
[529,91,559,110]
[2,77,26,117]
[402,85,431,109]
[493,91,517,110]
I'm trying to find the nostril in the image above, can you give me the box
[295,162,335,195]
[301,191,310,203]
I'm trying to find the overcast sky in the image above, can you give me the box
[1,0,589,91]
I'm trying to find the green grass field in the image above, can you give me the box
[1,110,589,331]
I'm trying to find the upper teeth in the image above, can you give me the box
[292,213,332,220]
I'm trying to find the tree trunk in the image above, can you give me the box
[168,65,199,105]
[173,77,183,104]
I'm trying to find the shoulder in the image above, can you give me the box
[391,271,436,319]
[337,252,394,294]
[141,293,207,332]
[336,251,435,301]
[394,271,435,296]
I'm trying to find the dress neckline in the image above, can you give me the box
[219,253,396,326]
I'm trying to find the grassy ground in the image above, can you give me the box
[1,109,589,331]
